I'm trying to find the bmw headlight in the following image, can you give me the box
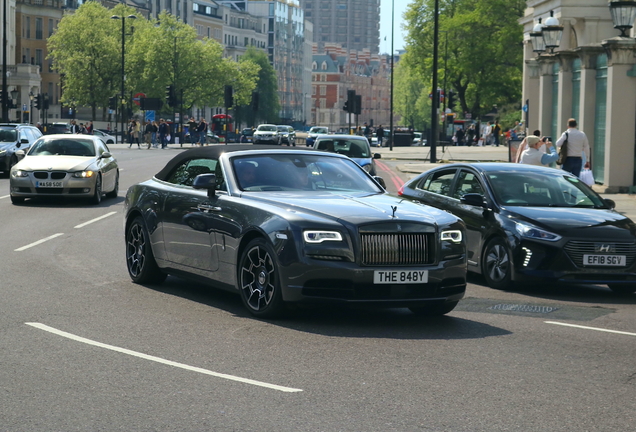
[12,169,29,177]
[72,170,95,178]
[515,221,561,242]
[441,230,463,243]
[303,230,343,243]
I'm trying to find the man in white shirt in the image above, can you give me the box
[519,135,558,166]
[556,118,590,177]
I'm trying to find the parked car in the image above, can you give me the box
[313,134,381,176]
[413,132,425,145]
[0,123,42,176]
[398,163,636,294]
[92,129,116,144]
[277,125,296,146]
[253,124,281,145]
[240,128,254,143]
[10,134,119,205]
[305,126,329,147]
[124,145,467,318]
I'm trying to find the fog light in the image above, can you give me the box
[522,247,533,267]
[83,188,90,193]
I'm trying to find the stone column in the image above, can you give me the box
[576,46,604,155]
[522,39,540,134]
[601,37,636,192]
[556,51,576,133]
[538,55,557,137]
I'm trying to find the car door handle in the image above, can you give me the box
[197,204,221,212]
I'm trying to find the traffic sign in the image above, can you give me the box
[133,92,146,107]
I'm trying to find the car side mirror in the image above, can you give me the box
[100,151,112,159]
[604,198,616,210]
[373,153,381,159]
[15,149,25,161]
[193,173,217,197]
[373,176,386,190]
[461,193,487,208]
[20,138,29,144]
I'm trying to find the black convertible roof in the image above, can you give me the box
[155,144,320,181]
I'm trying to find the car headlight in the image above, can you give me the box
[12,169,29,177]
[303,230,343,243]
[362,164,372,173]
[514,221,561,242]
[72,170,95,178]
[441,230,463,243]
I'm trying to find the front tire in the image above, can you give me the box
[91,174,102,205]
[608,284,636,295]
[482,237,513,290]
[126,216,167,284]
[10,195,25,204]
[238,238,285,318]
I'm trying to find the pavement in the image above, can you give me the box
[108,140,636,221]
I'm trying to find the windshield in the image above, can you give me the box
[316,138,369,158]
[277,126,290,132]
[232,154,381,193]
[28,137,96,157]
[486,171,607,208]
[0,129,18,143]
[257,125,277,132]
[310,127,328,134]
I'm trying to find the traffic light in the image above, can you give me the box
[448,90,456,110]
[354,95,361,115]
[343,101,349,112]
[108,96,117,110]
[346,90,355,114]
[43,93,49,110]
[251,91,259,111]
[34,93,42,110]
[224,85,233,108]
[165,85,175,107]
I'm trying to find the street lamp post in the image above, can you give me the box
[111,14,136,144]
[389,0,394,150]
[429,0,440,163]
[2,0,9,122]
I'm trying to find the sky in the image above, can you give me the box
[380,0,411,53]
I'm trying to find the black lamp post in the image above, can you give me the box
[111,14,136,144]
[2,0,8,122]
[389,0,394,151]
[429,0,440,163]
[541,11,564,53]
[609,1,636,37]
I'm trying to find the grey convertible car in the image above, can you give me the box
[124,145,467,318]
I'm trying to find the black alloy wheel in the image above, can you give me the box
[482,237,513,290]
[126,216,167,284]
[106,170,119,198]
[607,283,636,295]
[409,301,459,316]
[239,238,285,318]
[91,174,102,205]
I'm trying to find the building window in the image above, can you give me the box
[35,49,42,68]
[35,17,43,39]
[193,3,198,11]
[48,19,54,37]
[25,17,31,39]
[320,85,326,95]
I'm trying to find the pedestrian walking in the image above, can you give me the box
[493,121,502,147]
[376,125,384,147]
[86,121,94,134]
[466,124,476,146]
[455,127,465,146]
[556,118,590,178]
[518,135,558,166]
[483,122,493,145]
[144,121,153,149]
[151,121,158,147]
[188,117,198,145]
[197,118,207,146]
[158,119,169,149]
[70,120,80,134]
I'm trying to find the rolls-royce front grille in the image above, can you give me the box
[360,233,432,266]
[564,241,636,267]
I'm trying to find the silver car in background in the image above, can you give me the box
[9,134,119,205]
[253,124,281,145]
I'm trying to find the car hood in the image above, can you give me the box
[245,192,455,226]
[351,157,372,166]
[0,141,16,149]
[16,156,95,172]
[508,206,636,239]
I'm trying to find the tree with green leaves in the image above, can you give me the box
[235,46,280,126]
[403,0,524,122]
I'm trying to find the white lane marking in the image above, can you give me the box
[74,211,117,229]
[545,321,636,337]
[0,195,9,200]
[15,233,64,251]
[26,323,303,393]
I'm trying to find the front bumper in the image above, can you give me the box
[10,173,97,198]
[279,256,466,306]
[513,238,636,285]
[254,135,279,144]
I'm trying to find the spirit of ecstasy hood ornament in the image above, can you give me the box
[391,205,397,218]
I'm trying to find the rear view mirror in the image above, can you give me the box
[604,198,616,210]
[373,176,386,190]
[15,149,26,161]
[193,173,217,197]
[373,153,381,159]
[461,193,486,208]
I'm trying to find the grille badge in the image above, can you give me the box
[595,243,615,253]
